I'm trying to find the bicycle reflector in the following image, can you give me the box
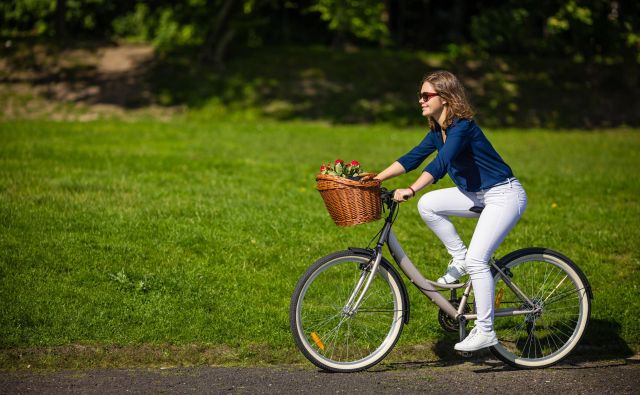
[310,332,325,351]
[495,288,505,309]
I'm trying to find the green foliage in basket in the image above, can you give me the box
[320,159,363,178]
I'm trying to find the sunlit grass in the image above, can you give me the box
[1,119,638,366]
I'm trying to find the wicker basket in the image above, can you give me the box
[316,173,382,227]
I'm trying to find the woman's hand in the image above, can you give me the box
[393,188,415,202]
[359,174,377,182]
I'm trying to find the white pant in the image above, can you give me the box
[417,179,527,332]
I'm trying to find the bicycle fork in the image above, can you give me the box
[342,250,383,316]
[342,205,396,317]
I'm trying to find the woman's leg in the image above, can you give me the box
[417,186,481,263]
[466,180,528,333]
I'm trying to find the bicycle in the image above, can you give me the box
[289,188,592,372]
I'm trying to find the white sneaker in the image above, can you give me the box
[437,259,467,284]
[454,326,499,352]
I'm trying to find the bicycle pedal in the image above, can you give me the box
[458,351,473,358]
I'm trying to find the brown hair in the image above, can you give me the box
[421,70,474,131]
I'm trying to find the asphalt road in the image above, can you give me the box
[2,358,639,394]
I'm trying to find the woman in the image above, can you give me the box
[373,70,527,352]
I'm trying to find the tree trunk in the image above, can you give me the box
[331,5,349,51]
[214,29,236,66]
[451,0,464,44]
[394,0,406,46]
[200,0,239,66]
[56,0,67,38]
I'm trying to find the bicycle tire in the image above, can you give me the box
[289,250,408,372]
[489,248,592,368]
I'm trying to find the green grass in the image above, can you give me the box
[1,119,639,368]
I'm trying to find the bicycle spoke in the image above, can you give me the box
[536,265,564,299]
[303,311,342,331]
[497,318,528,344]
[540,323,571,351]
[544,287,585,305]
[356,309,402,313]
[533,263,556,301]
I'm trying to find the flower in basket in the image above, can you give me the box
[320,159,364,180]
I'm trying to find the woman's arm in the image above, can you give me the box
[423,121,471,183]
[374,161,406,181]
[393,171,435,202]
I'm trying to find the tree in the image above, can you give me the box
[307,0,390,49]
[469,0,640,63]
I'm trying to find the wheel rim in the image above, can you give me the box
[295,256,404,370]
[492,254,589,366]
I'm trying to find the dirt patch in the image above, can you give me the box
[2,342,637,372]
[97,46,154,74]
[0,344,279,371]
[0,42,181,121]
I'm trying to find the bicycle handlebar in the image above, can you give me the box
[380,188,394,205]
[380,188,413,208]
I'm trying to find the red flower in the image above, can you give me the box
[318,159,364,178]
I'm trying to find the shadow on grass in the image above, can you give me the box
[380,318,635,373]
[145,45,640,128]
[3,38,639,128]
[0,320,633,371]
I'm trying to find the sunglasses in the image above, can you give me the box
[418,92,439,101]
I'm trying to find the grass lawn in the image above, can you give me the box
[1,118,639,368]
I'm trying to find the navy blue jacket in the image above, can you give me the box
[397,118,513,192]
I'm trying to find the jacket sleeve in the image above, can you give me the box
[396,133,437,172]
[424,122,470,182]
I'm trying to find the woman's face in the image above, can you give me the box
[419,81,445,118]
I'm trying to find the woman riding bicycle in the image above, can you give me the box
[372,70,528,352]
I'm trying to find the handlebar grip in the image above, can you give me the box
[381,189,412,201]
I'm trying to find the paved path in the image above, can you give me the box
[2,358,639,394]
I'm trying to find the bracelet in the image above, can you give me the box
[408,186,416,197]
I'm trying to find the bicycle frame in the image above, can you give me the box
[348,194,540,338]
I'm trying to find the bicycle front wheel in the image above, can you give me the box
[490,248,591,368]
[289,251,407,372]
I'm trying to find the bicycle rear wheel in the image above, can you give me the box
[289,251,407,372]
[490,248,591,368]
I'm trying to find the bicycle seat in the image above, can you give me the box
[469,206,484,214]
